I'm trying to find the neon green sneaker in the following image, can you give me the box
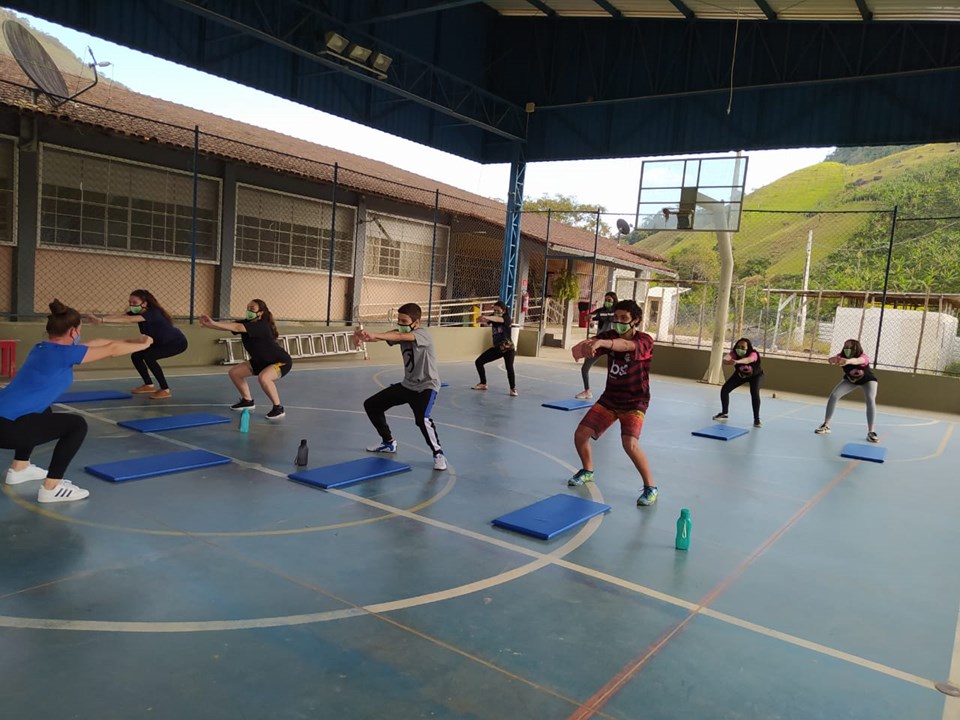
[567,469,594,487]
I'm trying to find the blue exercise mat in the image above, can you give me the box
[691,424,749,441]
[493,493,611,540]
[85,449,232,482]
[542,399,594,411]
[56,390,133,403]
[117,413,231,433]
[289,457,412,489]
[841,443,887,463]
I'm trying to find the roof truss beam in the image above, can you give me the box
[753,0,777,21]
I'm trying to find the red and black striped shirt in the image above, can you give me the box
[594,330,655,412]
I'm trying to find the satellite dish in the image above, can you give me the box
[616,218,631,235]
[3,20,104,106]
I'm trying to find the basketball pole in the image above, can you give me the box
[701,192,734,385]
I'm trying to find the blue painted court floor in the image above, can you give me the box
[2,356,959,719]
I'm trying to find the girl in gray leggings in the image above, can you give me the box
[814,338,879,443]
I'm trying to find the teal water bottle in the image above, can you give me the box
[239,407,250,433]
[675,508,691,551]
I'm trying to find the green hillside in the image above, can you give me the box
[632,143,960,291]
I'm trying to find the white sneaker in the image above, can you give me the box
[433,454,448,471]
[5,464,48,485]
[575,390,593,400]
[38,479,90,503]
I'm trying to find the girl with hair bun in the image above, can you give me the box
[87,289,187,399]
[471,299,518,396]
[0,299,153,503]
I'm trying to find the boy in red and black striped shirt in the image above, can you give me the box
[569,299,658,506]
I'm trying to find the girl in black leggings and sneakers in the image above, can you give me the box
[472,300,518,396]
[0,299,153,503]
[713,337,764,428]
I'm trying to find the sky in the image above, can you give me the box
[20,11,834,217]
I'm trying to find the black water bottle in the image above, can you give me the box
[295,439,309,467]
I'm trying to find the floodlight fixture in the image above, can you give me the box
[323,31,349,54]
[346,43,372,63]
[369,52,393,75]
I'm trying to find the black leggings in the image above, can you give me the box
[0,409,88,479]
[364,384,442,456]
[132,337,188,390]
[475,347,516,389]
[720,372,764,421]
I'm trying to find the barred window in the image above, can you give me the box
[0,138,15,245]
[39,146,219,259]
[364,213,449,283]
[235,184,355,273]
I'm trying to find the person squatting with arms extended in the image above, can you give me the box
[1,300,153,503]
[472,299,518,397]
[713,337,764,428]
[576,291,617,400]
[569,299,658,507]
[354,303,447,471]
[815,338,880,443]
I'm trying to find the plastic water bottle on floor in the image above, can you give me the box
[295,439,309,467]
[239,407,250,433]
[675,508,691,551]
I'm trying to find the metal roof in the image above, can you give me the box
[484,0,960,22]
[6,1,960,164]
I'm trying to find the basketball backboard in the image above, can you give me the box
[635,156,748,232]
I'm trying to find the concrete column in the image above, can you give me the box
[215,163,237,318]
[350,197,368,323]
[13,117,38,319]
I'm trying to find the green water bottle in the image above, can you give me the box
[239,407,250,433]
[675,508,691,551]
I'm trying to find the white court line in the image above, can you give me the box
[944,602,960,720]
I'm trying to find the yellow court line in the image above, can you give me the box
[944,603,960,720]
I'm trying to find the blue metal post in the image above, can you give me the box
[499,144,525,311]
[428,189,439,326]
[189,125,198,323]
[326,163,338,326]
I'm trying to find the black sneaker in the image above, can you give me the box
[712,412,728,421]
[754,420,762,428]
[231,398,255,411]
[266,405,285,421]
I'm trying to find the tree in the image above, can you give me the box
[522,194,613,237]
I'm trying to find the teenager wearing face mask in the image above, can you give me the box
[1,299,153,503]
[575,291,618,400]
[569,299,658,507]
[353,303,447,471]
[471,299,518,397]
[815,338,879,443]
[199,298,292,421]
[713,337,764,428]
[87,289,187,399]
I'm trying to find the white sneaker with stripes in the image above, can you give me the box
[38,479,90,504]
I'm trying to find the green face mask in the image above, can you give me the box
[842,348,853,358]
[735,347,747,357]
[397,325,412,333]
[129,305,143,314]
[245,310,258,320]
[613,322,631,335]
[603,301,613,309]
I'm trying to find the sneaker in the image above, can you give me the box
[814,424,831,435]
[712,413,728,421]
[231,398,255,411]
[265,405,285,421]
[131,384,156,394]
[433,454,448,471]
[753,420,763,428]
[575,390,593,400]
[636,485,659,506]
[471,383,487,391]
[5,464,48,485]
[509,388,519,397]
[38,479,89,504]
[567,469,594,487]
[367,440,398,453]
[866,431,879,443]
[149,389,172,400]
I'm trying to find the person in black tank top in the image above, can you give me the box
[471,300,517,396]
[712,337,764,428]
[199,298,292,421]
